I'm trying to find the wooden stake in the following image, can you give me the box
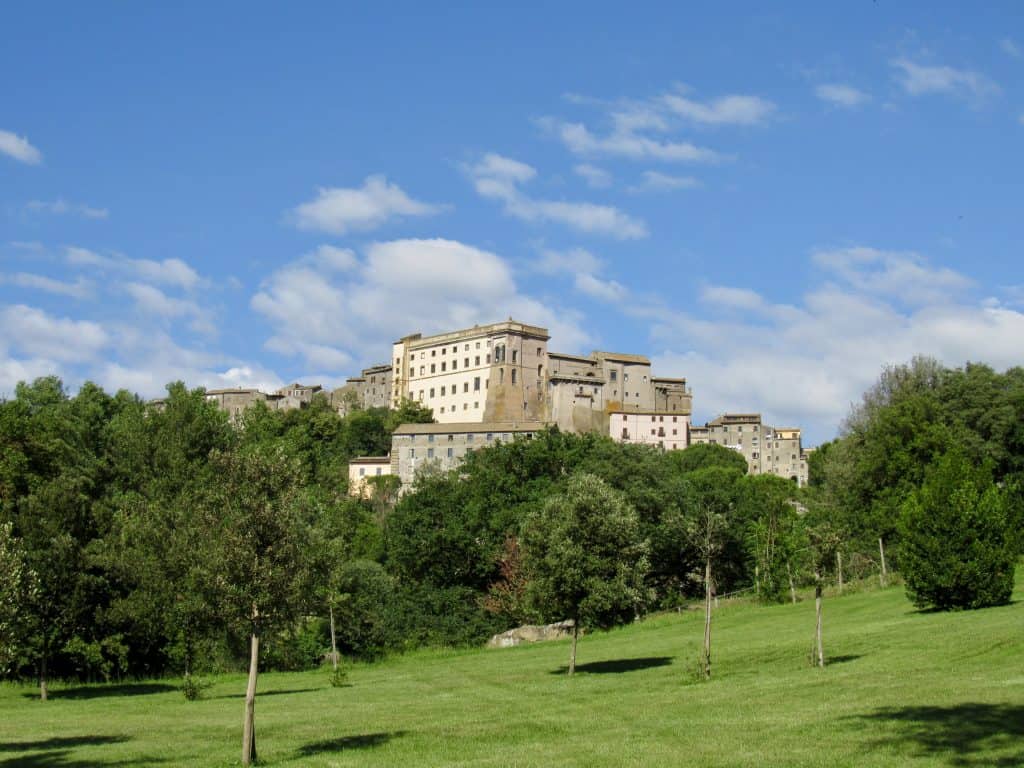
[242,631,260,765]
[702,558,712,680]
[836,551,844,594]
[878,538,888,587]
[814,573,824,668]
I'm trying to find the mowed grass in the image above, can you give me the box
[2,573,1022,767]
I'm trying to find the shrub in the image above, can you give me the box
[900,450,1015,610]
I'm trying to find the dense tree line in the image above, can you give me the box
[2,358,1020,692]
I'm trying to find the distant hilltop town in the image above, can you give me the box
[179,319,811,491]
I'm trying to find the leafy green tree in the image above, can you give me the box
[900,450,1015,610]
[736,475,806,603]
[521,474,649,675]
[199,447,314,766]
[669,442,749,475]
[0,521,37,673]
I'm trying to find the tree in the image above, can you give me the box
[0,522,37,674]
[681,466,741,680]
[806,524,840,667]
[199,447,313,766]
[521,474,649,675]
[900,450,1015,611]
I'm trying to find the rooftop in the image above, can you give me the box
[397,319,550,348]
[392,420,548,436]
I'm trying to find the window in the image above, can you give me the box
[427,434,435,443]
[474,376,481,391]
[452,346,457,354]
[538,364,543,377]
[486,433,493,441]
[431,350,436,357]
[431,364,436,374]
[511,369,517,384]
[440,406,445,413]
[464,344,469,351]
[467,433,474,442]
[624,373,629,381]
[452,360,457,370]
[441,362,446,372]
[447,434,454,441]
[512,350,518,363]
[429,388,435,398]
[476,341,481,349]
[375,468,382,476]
[474,401,479,409]
[464,358,469,367]
[651,429,656,435]
[447,447,453,458]
[463,403,468,410]
[621,428,629,438]
[738,426,744,432]
[672,429,678,436]
[499,368,504,384]
[441,348,446,356]
[486,354,491,364]
[359,468,365,477]
[464,382,469,393]
[409,448,415,458]
[610,370,617,382]
[418,390,423,400]
[475,356,480,365]
[672,416,677,422]
[441,386,446,396]
[427,448,434,458]
[536,346,542,357]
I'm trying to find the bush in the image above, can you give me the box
[900,450,1015,610]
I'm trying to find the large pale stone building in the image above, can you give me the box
[387,319,692,433]
[689,413,810,486]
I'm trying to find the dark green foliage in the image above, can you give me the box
[900,450,1015,610]
[670,442,749,475]
[521,474,649,632]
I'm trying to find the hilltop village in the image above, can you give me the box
[188,319,812,492]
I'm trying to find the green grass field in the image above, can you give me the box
[2,574,1022,767]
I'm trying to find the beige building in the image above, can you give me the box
[390,421,545,490]
[202,382,322,420]
[387,319,692,433]
[689,413,810,486]
[391,320,550,424]
[611,410,689,451]
[331,363,393,415]
[347,456,393,498]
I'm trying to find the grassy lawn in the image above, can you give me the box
[2,573,1021,767]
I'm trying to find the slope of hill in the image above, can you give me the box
[2,574,1021,767]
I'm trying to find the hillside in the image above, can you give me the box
[1,574,1021,767]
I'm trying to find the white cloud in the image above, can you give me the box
[469,153,647,239]
[574,272,628,303]
[251,237,593,371]
[291,175,446,235]
[25,199,109,219]
[649,247,1018,444]
[574,163,612,188]
[0,130,42,165]
[0,304,108,364]
[541,118,723,164]
[812,246,971,305]
[65,247,202,291]
[815,83,871,108]
[122,282,215,335]
[0,272,94,299]
[1001,38,1021,59]
[891,58,999,101]
[629,170,700,193]
[660,92,776,125]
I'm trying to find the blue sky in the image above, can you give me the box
[2,2,1022,443]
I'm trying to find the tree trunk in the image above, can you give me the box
[814,573,824,668]
[786,562,797,604]
[836,551,844,594]
[568,621,578,676]
[702,557,712,680]
[39,654,48,702]
[878,538,888,587]
[241,631,259,766]
[755,565,760,598]
[329,604,339,671]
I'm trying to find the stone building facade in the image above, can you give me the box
[202,382,322,420]
[689,413,809,486]
[347,455,393,498]
[331,363,393,415]
[390,420,545,489]
[610,410,689,451]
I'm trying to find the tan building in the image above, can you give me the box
[347,456,393,498]
[391,320,550,424]
[390,421,545,490]
[331,363,393,415]
[201,382,322,421]
[689,413,810,486]
[610,410,689,451]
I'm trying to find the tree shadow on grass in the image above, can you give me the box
[849,703,1024,766]
[824,654,862,665]
[214,687,321,700]
[20,683,177,701]
[0,734,169,768]
[293,731,406,758]
[549,656,674,675]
